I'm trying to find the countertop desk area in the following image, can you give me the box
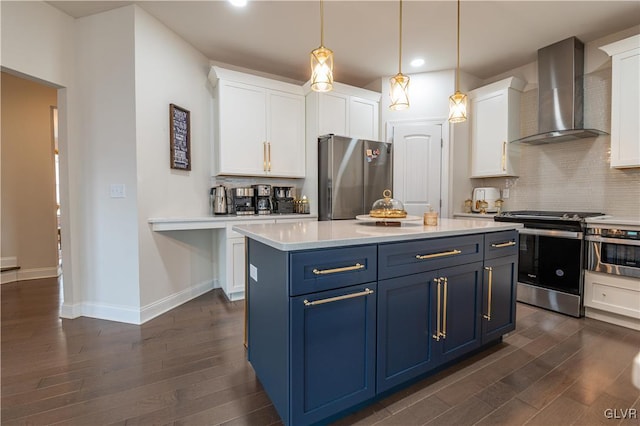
[233,219,522,425]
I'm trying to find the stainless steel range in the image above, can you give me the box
[494,210,605,317]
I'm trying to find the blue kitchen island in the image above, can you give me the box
[233,218,522,425]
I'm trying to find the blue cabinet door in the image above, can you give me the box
[377,271,440,392]
[482,255,518,343]
[290,283,377,425]
[437,262,484,363]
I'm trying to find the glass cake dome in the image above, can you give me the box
[370,189,407,218]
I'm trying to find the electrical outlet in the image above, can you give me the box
[502,188,510,199]
[110,184,126,198]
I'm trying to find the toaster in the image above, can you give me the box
[472,187,501,213]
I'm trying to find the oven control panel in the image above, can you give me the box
[587,228,640,240]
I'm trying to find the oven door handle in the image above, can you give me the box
[586,235,640,246]
[518,228,583,239]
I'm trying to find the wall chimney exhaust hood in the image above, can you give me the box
[512,37,608,145]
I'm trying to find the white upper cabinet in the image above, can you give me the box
[601,35,640,169]
[209,66,305,178]
[469,77,525,178]
[305,82,380,141]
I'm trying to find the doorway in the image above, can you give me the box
[391,122,445,217]
[0,71,62,288]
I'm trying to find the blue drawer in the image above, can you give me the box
[378,235,483,280]
[289,245,377,296]
[484,230,519,260]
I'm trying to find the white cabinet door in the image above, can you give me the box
[226,237,247,299]
[350,96,379,140]
[268,91,305,177]
[217,81,267,175]
[469,78,523,178]
[318,91,348,136]
[211,66,306,178]
[601,35,640,168]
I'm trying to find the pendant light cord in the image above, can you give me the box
[398,0,403,73]
[456,0,460,91]
[320,0,324,46]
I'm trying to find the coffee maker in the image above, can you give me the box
[231,187,255,215]
[253,184,272,215]
[273,186,295,214]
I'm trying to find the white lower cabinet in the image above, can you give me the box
[584,270,640,330]
[219,218,316,301]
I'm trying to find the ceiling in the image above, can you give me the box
[47,1,640,88]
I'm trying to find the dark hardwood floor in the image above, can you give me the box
[2,277,639,425]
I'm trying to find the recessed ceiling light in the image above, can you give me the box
[410,58,425,67]
[229,0,248,7]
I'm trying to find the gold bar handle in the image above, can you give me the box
[502,141,507,172]
[441,277,448,339]
[267,142,272,172]
[483,266,493,321]
[491,241,516,248]
[432,278,441,341]
[312,263,364,275]
[416,249,462,260]
[263,142,267,172]
[303,288,374,306]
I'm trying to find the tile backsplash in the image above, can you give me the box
[474,69,640,217]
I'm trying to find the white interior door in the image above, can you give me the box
[392,123,443,217]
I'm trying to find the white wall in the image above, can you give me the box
[0,1,74,87]
[133,6,215,314]
[70,6,141,318]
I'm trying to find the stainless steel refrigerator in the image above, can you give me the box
[318,134,393,220]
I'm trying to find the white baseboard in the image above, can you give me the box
[585,307,640,331]
[1,270,18,285]
[1,265,60,285]
[1,256,18,268]
[60,279,216,325]
[140,279,215,324]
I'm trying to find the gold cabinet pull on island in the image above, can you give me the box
[303,288,374,306]
[416,249,462,260]
[491,241,516,248]
[312,263,364,275]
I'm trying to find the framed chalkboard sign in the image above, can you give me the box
[169,103,191,170]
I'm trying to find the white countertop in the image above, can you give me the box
[148,214,317,231]
[232,218,523,251]
[585,215,640,228]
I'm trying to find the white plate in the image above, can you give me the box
[355,215,422,222]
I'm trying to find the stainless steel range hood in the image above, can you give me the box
[512,37,608,145]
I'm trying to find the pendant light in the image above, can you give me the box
[448,0,467,123]
[310,0,333,92]
[389,0,409,110]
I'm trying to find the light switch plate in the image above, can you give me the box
[502,188,510,199]
[110,184,126,198]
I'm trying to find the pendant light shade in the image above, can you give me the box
[449,90,468,123]
[448,0,467,123]
[389,0,409,110]
[390,73,410,110]
[310,0,333,92]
